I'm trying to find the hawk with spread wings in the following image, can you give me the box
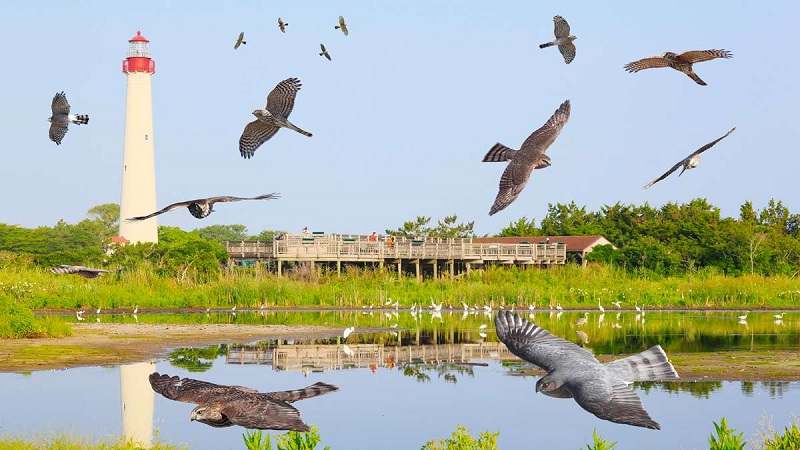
[483,100,570,216]
[624,49,732,85]
[539,16,577,64]
[495,311,679,429]
[644,128,735,189]
[51,265,110,279]
[125,193,279,221]
[149,372,338,431]
[48,91,89,145]
[239,78,313,159]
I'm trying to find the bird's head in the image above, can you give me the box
[190,406,225,424]
[535,155,552,170]
[569,35,577,41]
[190,407,206,421]
[252,109,269,119]
[662,52,677,60]
[535,374,562,393]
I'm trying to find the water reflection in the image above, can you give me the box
[120,362,156,448]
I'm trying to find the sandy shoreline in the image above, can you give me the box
[1,322,799,380]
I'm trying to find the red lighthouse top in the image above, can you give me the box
[122,31,155,74]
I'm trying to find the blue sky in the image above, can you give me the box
[1,1,798,236]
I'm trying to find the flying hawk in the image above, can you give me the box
[50,265,110,279]
[319,43,332,61]
[234,32,246,49]
[495,311,679,429]
[149,372,338,431]
[278,18,288,33]
[484,100,570,215]
[335,16,349,36]
[643,127,735,189]
[125,193,280,221]
[539,16,577,64]
[624,49,732,86]
[48,91,89,145]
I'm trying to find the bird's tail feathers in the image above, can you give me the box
[287,122,313,137]
[539,42,555,49]
[73,115,89,125]
[266,382,339,403]
[606,345,679,382]
[686,71,707,86]
[483,143,518,162]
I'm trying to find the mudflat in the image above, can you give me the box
[1,323,799,381]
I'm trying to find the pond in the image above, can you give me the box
[2,310,800,449]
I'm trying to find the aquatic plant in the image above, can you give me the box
[584,429,617,450]
[421,425,499,450]
[709,417,746,450]
[243,427,329,450]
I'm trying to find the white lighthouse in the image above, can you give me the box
[118,31,158,243]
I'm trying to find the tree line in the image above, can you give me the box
[1,198,798,278]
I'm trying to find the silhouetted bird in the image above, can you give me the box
[335,16,349,36]
[495,311,679,429]
[126,194,280,221]
[234,32,246,49]
[624,49,732,86]
[484,100,570,215]
[643,128,735,189]
[149,372,338,431]
[319,43,332,61]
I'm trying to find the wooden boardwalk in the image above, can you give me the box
[226,342,515,372]
[226,233,566,278]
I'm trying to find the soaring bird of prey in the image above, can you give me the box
[319,43,332,61]
[234,32,246,49]
[484,100,570,216]
[48,91,89,145]
[335,16,349,36]
[126,193,280,221]
[539,16,576,64]
[149,372,338,431]
[239,77,313,159]
[51,265,110,279]
[624,49,732,86]
[643,127,735,189]
[495,311,679,429]
[278,18,288,33]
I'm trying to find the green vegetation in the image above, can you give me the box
[0,433,184,449]
[584,429,617,450]
[709,417,746,450]
[243,427,329,450]
[421,425,499,450]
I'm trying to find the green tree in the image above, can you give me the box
[195,224,249,244]
[87,203,120,238]
[430,215,475,238]
[539,201,601,235]
[496,216,539,237]
[387,216,432,238]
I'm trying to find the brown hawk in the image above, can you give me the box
[624,49,732,85]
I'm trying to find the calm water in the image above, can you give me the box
[2,310,800,449]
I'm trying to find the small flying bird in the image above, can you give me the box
[278,18,288,33]
[335,16,349,36]
[149,372,338,431]
[234,32,246,49]
[51,265,110,279]
[643,128,735,189]
[624,49,732,86]
[126,193,280,221]
[240,78,313,159]
[48,91,89,145]
[483,100,570,215]
[495,311,679,429]
[319,43,331,61]
[539,16,577,64]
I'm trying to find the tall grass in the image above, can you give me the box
[0,433,184,449]
[2,263,798,313]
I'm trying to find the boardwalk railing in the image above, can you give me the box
[227,234,567,265]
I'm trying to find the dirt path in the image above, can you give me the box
[1,323,799,380]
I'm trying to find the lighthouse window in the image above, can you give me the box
[145,134,148,141]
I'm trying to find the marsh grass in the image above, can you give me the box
[0,432,184,449]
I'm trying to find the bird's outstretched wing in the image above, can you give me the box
[623,57,670,72]
[519,99,571,154]
[559,43,576,64]
[278,18,287,33]
[219,396,307,431]
[679,49,732,64]
[643,160,684,189]
[569,377,662,429]
[149,372,257,406]
[234,32,245,49]
[495,311,597,372]
[205,193,281,205]
[266,77,302,118]
[49,123,68,145]
[553,16,570,38]
[51,265,110,278]
[337,16,349,35]
[126,200,196,221]
[686,127,736,159]
[239,120,280,158]
[320,44,331,61]
[51,91,70,115]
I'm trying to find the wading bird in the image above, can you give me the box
[484,100,570,215]
[149,372,338,431]
[495,311,679,429]
[624,49,732,86]
[643,128,735,189]
[126,194,279,221]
